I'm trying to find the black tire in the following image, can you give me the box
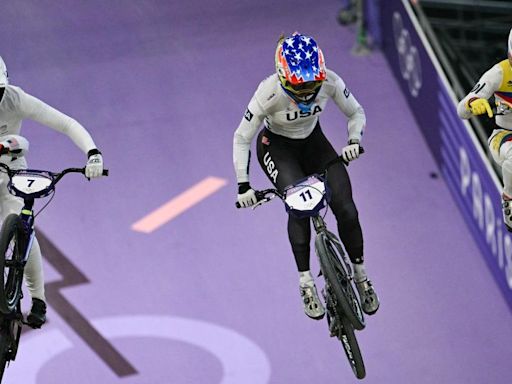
[338,315,366,379]
[0,327,10,382]
[316,232,365,330]
[0,215,24,315]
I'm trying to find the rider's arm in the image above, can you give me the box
[327,70,366,143]
[233,89,266,183]
[13,86,98,154]
[457,64,502,119]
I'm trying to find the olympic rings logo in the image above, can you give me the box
[8,316,271,383]
[393,12,422,97]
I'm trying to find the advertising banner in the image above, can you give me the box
[380,0,512,309]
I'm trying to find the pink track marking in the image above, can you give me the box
[132,176,228,233]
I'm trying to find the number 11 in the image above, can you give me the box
[300,189,312,202]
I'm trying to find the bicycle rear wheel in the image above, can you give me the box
[338,314,366,379]
[316,232,365,330]
[0,215,24,315]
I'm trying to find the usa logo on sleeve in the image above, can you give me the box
[244,109,254,122]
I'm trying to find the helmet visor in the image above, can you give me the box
[282,80,323,103]
[287,80,323,95]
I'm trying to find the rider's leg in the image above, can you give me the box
[25,237,46,327]
[289,216,324,319]
[302,124,379,314]
[288,216,311,272]
[488,129,512,231]
[24,238,46,301]
[256,129,325,319]
[502,157,512,198]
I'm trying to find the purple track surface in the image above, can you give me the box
[1,1,511,383]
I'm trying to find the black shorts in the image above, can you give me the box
[256,122,341,191]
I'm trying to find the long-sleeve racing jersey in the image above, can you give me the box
[233,69,366,183]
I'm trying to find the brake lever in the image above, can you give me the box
[252,197,271,210]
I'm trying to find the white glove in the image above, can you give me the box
[341,142,360,163]
[237,188,257,208]
[85,152,104,178]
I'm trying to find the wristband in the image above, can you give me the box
[87,148,102,158]
[238,182,251,194]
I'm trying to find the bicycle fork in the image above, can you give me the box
[19,203,35,267]
[312,216,354,279]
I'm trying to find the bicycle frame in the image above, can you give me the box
[311,216,354,279]
[0,164,109,381]
[237,155,367,378]
[0,164,109,304]
[1,166,105,267]
[17,205,35,268]
[244,168,359,300]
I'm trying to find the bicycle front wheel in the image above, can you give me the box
[316,233,365,330]
[339,314,366,379]
[0,215,24,315]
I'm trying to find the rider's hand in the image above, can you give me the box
[85,149,104,179]
[0,144,9,156]
[341,140,361,163]
[0,135,29,157]
[237,182,257,208]
[466,97,493,118]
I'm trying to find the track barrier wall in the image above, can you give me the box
[374,0,512,309]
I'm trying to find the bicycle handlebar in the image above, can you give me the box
[54,168,109,184]
[0,163,109,185]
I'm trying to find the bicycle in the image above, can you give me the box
[0,162,108,381]
[236,156,367,379]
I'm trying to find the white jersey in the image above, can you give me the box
[233,69,366,183]
[457,59,512,130]
[0,85,97,169]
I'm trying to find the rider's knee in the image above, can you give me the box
[333,202,359,227]
[288,215,311,247]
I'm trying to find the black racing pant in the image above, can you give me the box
[256,123,364,272]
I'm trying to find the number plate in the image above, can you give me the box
[285,177,326,212]
[11,173,53,194]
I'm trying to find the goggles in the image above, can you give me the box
[284,80,323,96]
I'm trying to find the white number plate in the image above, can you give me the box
[12,174,52,194]
[285,180,325,212]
